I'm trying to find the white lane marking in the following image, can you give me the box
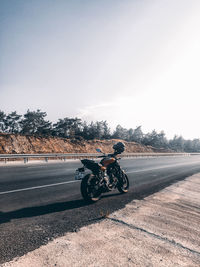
[0,180,80,195]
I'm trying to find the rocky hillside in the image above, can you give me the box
[0,133,162,154]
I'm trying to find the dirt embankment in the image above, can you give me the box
[0,133,167,154]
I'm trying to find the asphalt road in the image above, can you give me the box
[1,155,200,264]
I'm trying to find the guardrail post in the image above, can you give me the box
[5,158,7,164]
[45,157,48,163]
[24,158,27,164]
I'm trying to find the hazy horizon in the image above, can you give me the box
[1,0,200,139]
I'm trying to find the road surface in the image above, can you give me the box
[1,155,200,264]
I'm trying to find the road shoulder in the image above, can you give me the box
[3,174,200,267]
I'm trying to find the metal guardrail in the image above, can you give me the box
[0,152,195,163]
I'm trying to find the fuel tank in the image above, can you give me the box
[101,157,115,167]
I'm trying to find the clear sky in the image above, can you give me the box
[1,0,200,139]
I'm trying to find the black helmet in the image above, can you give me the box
[113,142,125,154]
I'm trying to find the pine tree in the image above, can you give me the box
[5,111,22,133]
[0,110,6,133]
[20,109,52,135]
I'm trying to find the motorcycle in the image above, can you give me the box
[75,147,129,202]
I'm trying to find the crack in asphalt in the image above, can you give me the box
[108,217,200,257]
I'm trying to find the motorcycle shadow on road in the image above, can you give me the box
[0,199,87,224]
[0,192,121,225]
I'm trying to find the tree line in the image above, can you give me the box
[0,109,200,152]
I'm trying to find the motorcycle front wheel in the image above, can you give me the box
[117,171,129,193]
[81,174,102,202]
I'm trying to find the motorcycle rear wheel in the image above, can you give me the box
[81,174,101,202]
[117,172,129,193]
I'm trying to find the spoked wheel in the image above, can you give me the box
[81,174,102,202]
[117,171,129,193]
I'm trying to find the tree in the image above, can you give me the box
[102,121,111,139]
[68,118,82,138]
[130,126,144,143]
[191,139,200,152]
[184,139,193,152]
[143,130,168,148]
[53,117,82,138]
[184,138,200,152]
[142,130,157,146]
[4,111,22,133]
[169,135,185,151]
[94,121,103,139]
[81,121,90,140]
[53,118,70,137]
[20,109,52,135]
[86,121,99,140]
[154,131,168,148]
[126,128,134,142]
[112,125,128,140]
[0,110,6,133]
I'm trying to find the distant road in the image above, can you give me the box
[1,155,200,264]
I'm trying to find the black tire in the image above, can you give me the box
[81,174,101,203]
[117,171,129,193]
